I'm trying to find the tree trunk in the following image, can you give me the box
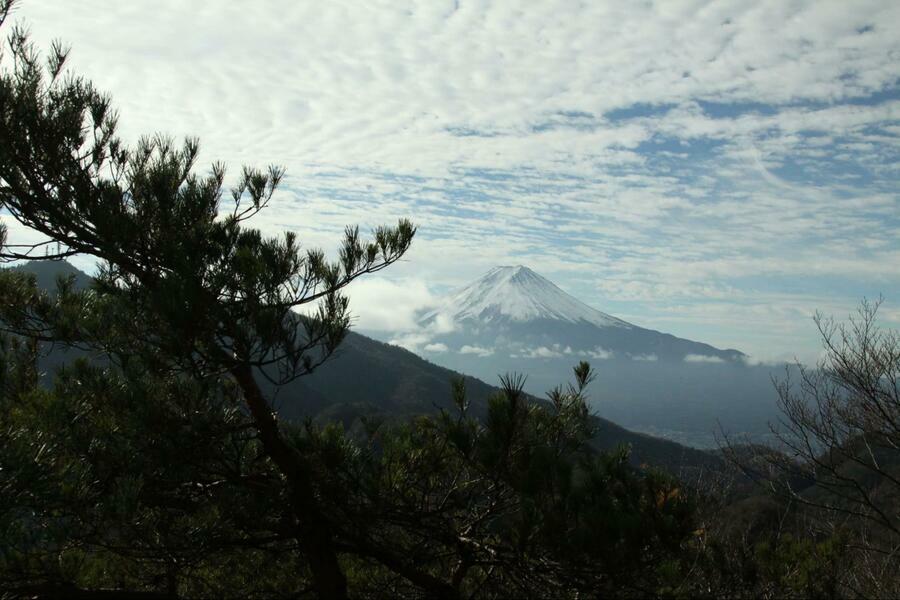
[231,363,348,599]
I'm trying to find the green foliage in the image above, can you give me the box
[753,534,845,598]
[0,328,310,597]
[270,364,698,597]
[0,3,722,594]
[0,10,694,589]
[4,3,885,597]
[0,1,414,387]
[1,315,700,597]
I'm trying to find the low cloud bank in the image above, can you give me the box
[684,354,725,364]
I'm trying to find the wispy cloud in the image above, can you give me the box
[459,345,495,358]
[684,354,726,364]
[7,0,899,362]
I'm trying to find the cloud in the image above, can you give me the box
[581,347,614,360]
[741,354,794,367]
[459,345,494,357]
[423,311,458,335]
[631,354,659,362]
[684,354,726,364]
[423,342,448,353]
[523,346,563,359]
[5,1,898,362]
[344,276,437,332]
[387,333,433,353]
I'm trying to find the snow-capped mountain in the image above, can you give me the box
[400,265,779,444]
[421,265,631,328]
[418,265,744,364]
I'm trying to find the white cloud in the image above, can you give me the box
[741,354,797,367]
[425,312,458,335]
[459,345,494,357]
[15,1,899,176]
[386,333,433,353]
[522,346,563,359]
[684,354,726,364]
[344,276,437,332]
[581,347,614,360]
[631,354,659,362]
[423,342,448,353]
[4,1,898,361]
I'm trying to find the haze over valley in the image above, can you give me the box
[361,264,786,447]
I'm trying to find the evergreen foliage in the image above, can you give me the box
[2,2,898,597]
[0,5,696,597]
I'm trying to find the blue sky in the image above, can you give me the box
[4,0,899,363]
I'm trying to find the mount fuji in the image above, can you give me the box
[419,265,744,364]
[10,260,728,460]
[423,265,631,328]
[379,265,781,446]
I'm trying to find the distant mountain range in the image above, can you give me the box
[419,265,745,363]
[11,258,92,291]
[284,331,721,471]
[6,260,722,471]
[423,265,632,328]
[368,265,786,447]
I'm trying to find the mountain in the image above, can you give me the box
[422,265,631,328]
[281,332,721,471]
[9,259,92,291]
[372,265,785,447]
[4,260,722,472]
[420,265,743,363]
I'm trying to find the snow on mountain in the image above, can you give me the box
[402,265,764,443]
[421,265,631,328]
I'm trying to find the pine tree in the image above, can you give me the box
[0,3,696,597]
[0,2,411,595]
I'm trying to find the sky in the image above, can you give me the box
[4,0,900,363]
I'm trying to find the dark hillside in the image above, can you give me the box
[9,260,723,473]
[9,258,91,291]
[291,331,722,472]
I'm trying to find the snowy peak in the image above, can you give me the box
[424,265,631,328]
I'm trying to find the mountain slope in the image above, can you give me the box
[367,265,783,445]
[9,259,92,291]
[418,265,744,363]
[422,265,631,328]
[6,260,722,471]
[289,331,721,471]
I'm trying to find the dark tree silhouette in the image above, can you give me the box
[723,299,900,596]
[0,2,412,596]
[0,3,696,597]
